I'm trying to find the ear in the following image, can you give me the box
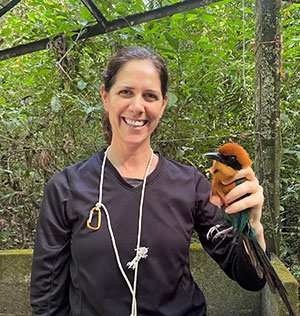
[101,84,109,112]
[160,94,168,118]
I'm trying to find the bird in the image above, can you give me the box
[203,142,296,316]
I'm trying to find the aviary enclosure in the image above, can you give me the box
[0,0,299,307]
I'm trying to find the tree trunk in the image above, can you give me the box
[254,0,282,255]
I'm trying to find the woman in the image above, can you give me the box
[30,46,266,316]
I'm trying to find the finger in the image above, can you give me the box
[225,180,260,204]
[225,195,255,213]
[222,167,256,185]
[225,188,264,214]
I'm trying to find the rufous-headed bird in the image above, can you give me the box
[203,142,296,316]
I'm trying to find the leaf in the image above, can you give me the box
[280,113,289,122]
[172,13,185,20]
[0,168,12,174]
[24,78,34,87]
[131,26,144,34]
[83,106,97,114]
[211,0,232,5]
[77,81,87,91]
[78,18,88,26]
[201,13,215,23]
[186,13,197,21]
[198,37,209,42]
[1,28,12,36]
[164,33,179,50]
[167,92,178,106]
[176,148,185,158]
[39,69,50,75]
[51,96,62,111]
[93,82,101,89]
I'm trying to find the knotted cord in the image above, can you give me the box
[87,146,154,316]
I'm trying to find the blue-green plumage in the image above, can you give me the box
[221,179,253,238]
[221,205,250,235]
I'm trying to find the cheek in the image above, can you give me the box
[149,104,165,119]
[106,97,127,115]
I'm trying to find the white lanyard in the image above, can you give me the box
[87,146,154,316]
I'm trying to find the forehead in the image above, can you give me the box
[114,59,161,86]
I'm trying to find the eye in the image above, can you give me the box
[227,156,237,163]
[214,169,219,174]
[143,93,159,102]
[119,90,133,98]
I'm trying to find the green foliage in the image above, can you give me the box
[0,0,299,283]
[278,3,300,275]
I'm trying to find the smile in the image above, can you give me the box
[123,118,147,127]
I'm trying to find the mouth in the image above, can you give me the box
[123,117,147,128]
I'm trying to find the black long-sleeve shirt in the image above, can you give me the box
[30,151,266,316]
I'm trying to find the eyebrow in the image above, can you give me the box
[117,86,161,94]
[144,89,161,94]
[118,85,134,90]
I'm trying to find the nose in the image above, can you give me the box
[128,95,144,114]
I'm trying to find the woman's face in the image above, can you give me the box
[101,59,167,148]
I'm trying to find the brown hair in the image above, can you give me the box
[101,46,168,144]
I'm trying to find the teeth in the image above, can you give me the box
[125,118,145,127]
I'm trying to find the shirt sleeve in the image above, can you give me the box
[30,169,71,316]
[193,170,267,291]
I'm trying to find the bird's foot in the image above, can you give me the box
[206,224,221,240]
[206,224,233,241]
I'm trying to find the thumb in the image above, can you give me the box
[209,191,223,208]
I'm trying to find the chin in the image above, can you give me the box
[122,135,151,146]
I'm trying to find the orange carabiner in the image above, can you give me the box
[87,207,101,230]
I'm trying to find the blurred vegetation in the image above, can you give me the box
[0,0,299,293]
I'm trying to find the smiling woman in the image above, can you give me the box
[101,46,168,146]
[30,46,268,316]
[101,59,167,157]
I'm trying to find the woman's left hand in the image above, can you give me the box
[209,167,266,250]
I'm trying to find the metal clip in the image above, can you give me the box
[87,206,101,230]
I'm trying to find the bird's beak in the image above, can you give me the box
[203,152,226,163]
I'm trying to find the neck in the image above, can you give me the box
[107,141,157,179]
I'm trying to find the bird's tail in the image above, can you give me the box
[242,234,296,316]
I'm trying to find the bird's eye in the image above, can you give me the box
[225,155,242,170]
[227,156,237,163]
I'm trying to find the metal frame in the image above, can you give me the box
[0,0,22,18]
[80,0,107,31]
[0,0,298,61]
[0,0,220,61]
